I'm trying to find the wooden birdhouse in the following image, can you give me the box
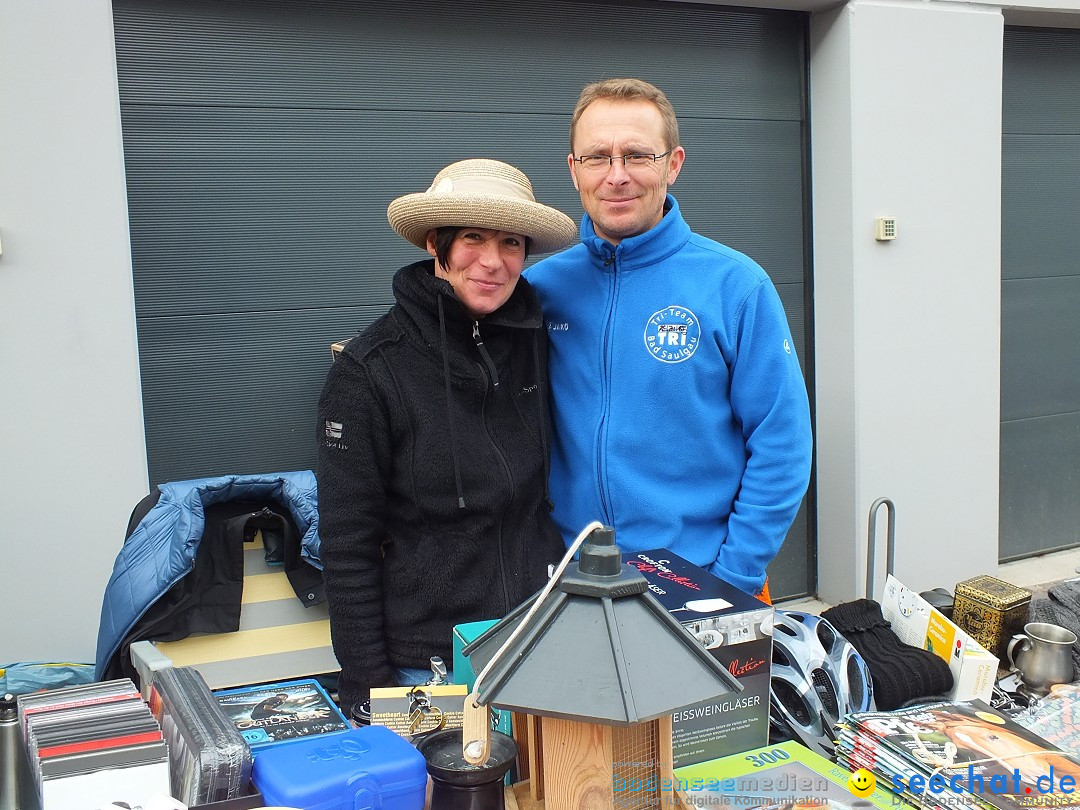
[464,525,743,810]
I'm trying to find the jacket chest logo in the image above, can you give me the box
[644,306,700,363]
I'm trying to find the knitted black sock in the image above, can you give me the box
[822,599,954,711]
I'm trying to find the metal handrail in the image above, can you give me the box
[866,497,896,599]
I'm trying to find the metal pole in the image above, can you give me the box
[866,497,896,599]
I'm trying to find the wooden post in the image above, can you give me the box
[658,715,677,808]
[540,717,614,810]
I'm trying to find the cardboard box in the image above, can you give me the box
[628,549,773,769]
[880,574,998,702]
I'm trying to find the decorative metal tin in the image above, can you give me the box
[953,575,1032,662]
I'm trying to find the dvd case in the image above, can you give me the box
[149,666,253,805]
[213,678,350,753]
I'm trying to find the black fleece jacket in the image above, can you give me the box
[316,259,565,712]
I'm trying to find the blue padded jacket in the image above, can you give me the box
[95,470,321,680]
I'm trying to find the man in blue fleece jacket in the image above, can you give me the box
[525,78,812,600]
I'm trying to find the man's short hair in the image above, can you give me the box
[570,78,680,152]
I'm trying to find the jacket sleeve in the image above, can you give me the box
[708,278,813,596]
[316,354,396,711]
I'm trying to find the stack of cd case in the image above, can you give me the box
[17,678,170,810]
[148,666,253,805]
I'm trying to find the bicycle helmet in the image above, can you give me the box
[768,610,874,757]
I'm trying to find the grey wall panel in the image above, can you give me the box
[1000,27,1080,560]
[120,106,580,317]
[1001,276,1080,422]
[1003,28,1080,134]
[768,502,812,598]
[1000,413,1080,560]
[114,0,804,122]
[679,119,806,287]
[1002,135,1080,280]
[138,306,381,485]
[122,107,805,316]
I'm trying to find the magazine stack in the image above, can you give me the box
[835,699,1080,810]
[1014,683,1080,754]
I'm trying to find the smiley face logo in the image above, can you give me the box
[848,768,876,798]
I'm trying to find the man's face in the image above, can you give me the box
[569,98,685,245]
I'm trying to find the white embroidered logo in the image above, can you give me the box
[323,420,348,450]
[643,306,701,363]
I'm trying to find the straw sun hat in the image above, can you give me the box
[387,159,577,255]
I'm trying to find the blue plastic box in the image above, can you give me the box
[253,725,427,810]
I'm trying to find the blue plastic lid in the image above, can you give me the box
[254,725,427,810]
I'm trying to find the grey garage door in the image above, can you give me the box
[1001,27,1080,560]
[113,0,814,597]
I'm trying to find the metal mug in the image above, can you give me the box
[1006,621,1077,695]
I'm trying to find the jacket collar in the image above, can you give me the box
[579,194,691,271]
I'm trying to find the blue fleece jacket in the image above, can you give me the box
[525,196,812,596]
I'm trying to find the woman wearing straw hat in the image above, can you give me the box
[316,159,577,714]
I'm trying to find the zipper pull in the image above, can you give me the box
[472,320,500,389]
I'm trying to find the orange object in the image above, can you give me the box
[756,579,772,605]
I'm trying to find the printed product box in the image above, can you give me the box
[880,574,998,703]
[628,549,773,769]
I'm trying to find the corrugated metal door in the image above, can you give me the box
[113,0,814,596]
[1001,27,1080,559]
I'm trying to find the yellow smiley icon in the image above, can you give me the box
[848,768,877,798]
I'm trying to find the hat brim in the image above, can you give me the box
[387,193,578,255]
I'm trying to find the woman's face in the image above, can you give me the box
[426,227,527,319]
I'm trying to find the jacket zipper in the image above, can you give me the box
[473,321,499,389]
[474,321,514,612]
[596,251,617,524]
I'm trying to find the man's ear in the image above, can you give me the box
[424,230,438,258]
[665,146,687,186]
[567,153,580,192]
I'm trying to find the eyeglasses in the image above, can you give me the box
[571,150,673,172]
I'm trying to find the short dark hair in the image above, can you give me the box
[432,227,461,269]
[431,226,531,268]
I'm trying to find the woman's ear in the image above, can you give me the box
[424,230,438,258]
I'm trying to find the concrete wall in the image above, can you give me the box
[0,1,148,664]
[811,0,1005,602]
